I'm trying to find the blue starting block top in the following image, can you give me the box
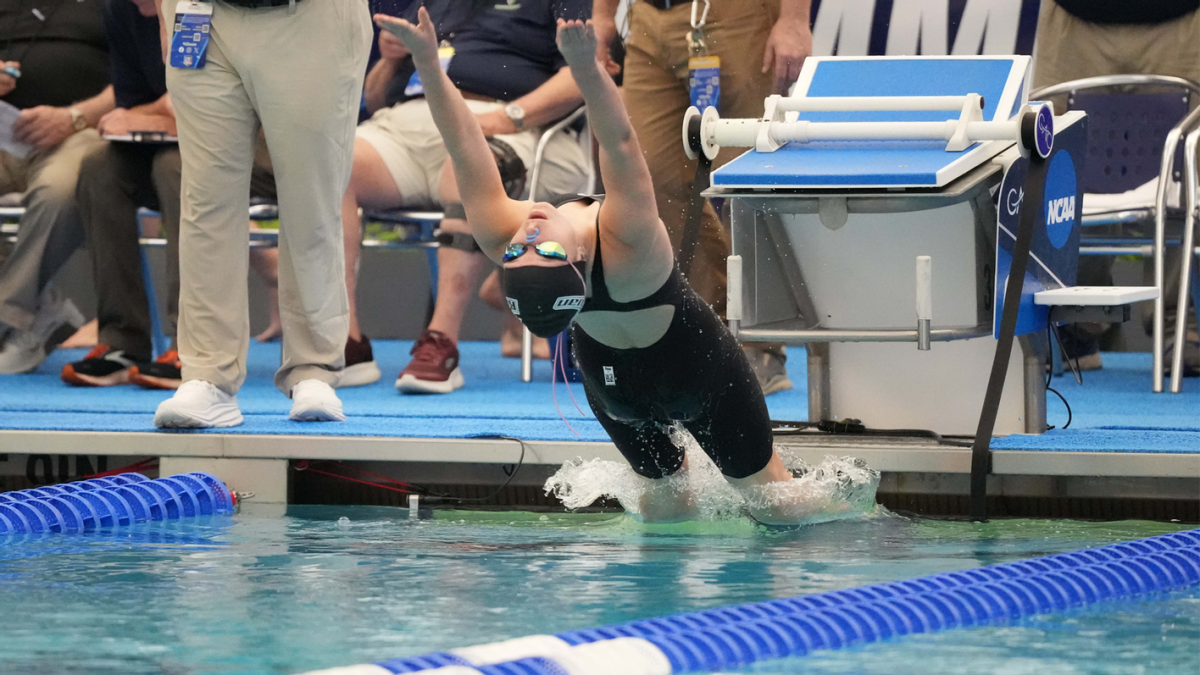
[711,56,1032,189]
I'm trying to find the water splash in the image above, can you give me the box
[545,427,881,526]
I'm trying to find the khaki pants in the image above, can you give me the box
[165,0,372,395]
[1033,2,1200,350]
[623,0,780,314]
[0,130,105,332]
[357,99,589,206]
[1033,2,1200,98]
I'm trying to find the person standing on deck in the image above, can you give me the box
[150,0,372,428]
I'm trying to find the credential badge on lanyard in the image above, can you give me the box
[169,2,213,69]
[686,0,719,112]
[404,42,456,97]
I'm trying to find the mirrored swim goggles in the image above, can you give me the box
[503,241,570,263]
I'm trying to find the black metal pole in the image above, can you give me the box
[970,152,1048,522]
[680,116,713,277]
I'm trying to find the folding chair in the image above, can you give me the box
[1031,74,1200,391]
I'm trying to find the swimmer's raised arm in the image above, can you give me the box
[375,8,529,260]
[556,20,664,248]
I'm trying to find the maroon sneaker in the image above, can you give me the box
[339,334,381,388]
[395,329,463,394]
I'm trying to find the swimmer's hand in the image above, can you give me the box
[556,19,600,74]
[374,7,438,67]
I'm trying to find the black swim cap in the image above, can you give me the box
[502,262,587,338]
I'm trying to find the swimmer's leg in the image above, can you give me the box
[683,360,824,525]
[582,385,695,522]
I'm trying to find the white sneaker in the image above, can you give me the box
[0,287,85,374]
[289,379,345,422]
[154,380,244,429]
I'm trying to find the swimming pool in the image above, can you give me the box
[0,506,1195,674]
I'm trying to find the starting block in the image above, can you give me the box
[689,56,1156,436]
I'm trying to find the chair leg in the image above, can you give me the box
[139,245,169,359]
[1050,325,1064,377]
[1191,255,1200,326]
[520,327,534,383]
[1170,133,1197,393]
[424,218,439,302]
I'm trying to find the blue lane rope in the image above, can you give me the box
[0,472,235,535]
[306,529,1200,675]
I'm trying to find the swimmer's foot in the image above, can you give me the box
[637,495,698,523]
[289,380,345,422]
[635,471,696,522]
[396,329,464,394]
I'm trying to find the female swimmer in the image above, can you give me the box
[377,10,814,524]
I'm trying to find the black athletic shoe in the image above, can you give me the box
[129,349,182,390]
[61,345,145,387]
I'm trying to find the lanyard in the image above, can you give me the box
[690,0,710,31]
[686,0,711,56]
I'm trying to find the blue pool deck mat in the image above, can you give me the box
[300,529,1200,675]
[0,344,1195,454]
[710,56,1032,189]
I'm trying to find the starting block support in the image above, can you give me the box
[698,56,1154,438]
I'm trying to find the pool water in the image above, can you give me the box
[0,507,1195,675]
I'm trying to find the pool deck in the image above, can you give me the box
[0,341,1196,509]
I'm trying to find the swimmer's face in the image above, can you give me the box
[505,203,582,268]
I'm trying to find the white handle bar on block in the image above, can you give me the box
[683,94,1053,161]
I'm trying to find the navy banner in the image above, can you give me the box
[810,0,1042,57]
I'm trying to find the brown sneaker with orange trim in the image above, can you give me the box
[61,345,144,387]
[129,349,183,390]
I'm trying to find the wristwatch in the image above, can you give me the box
[504,103,526,131]
[68,107,89,132]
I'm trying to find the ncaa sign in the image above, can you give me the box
[1042,151,1077,249]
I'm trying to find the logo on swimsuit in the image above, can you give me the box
[506,297,520,316]
[603,366,616,386]
[495,0,521,10]
[552,296,586,312]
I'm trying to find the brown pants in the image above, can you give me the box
[623,0,780,314]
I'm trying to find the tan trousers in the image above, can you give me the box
[1033,1,1200,345]
[1033,1,1200,99]
[623,0,780,314]
[164,0,371,395]
[0,130,105,331]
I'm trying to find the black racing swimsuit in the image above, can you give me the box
[569,213,773,480]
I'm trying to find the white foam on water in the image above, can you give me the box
[544,426,881,526]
